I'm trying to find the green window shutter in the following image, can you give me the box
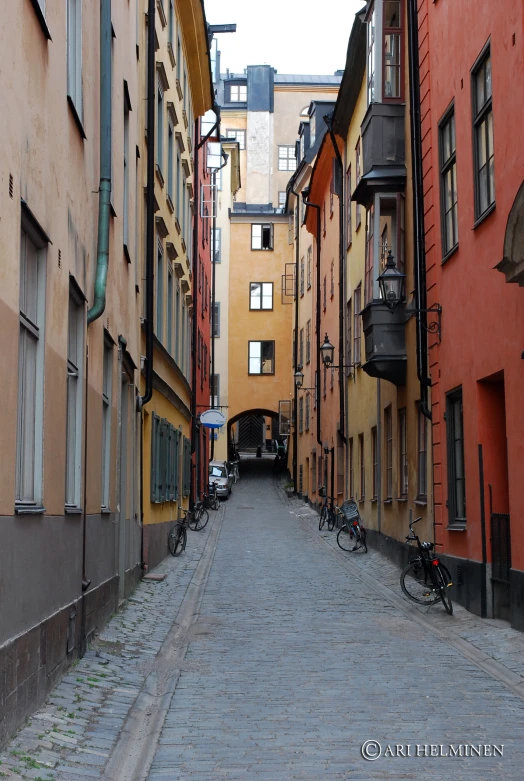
[182,436,190,497]
[151,413,159,503]
[174,429,180,501]
[168,424,175,501]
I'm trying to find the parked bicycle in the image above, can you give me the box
[230,460,240,484]
[336,500,367,553]
[400,516,453,614]
[167,502,210,557]
[202,484,220,511]
[319,495,336,532]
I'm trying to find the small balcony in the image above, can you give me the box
[360,300,407,387]
[361,102,405,175]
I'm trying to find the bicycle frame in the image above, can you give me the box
[406,518,441,589]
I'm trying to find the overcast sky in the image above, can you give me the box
[203,0,366,76]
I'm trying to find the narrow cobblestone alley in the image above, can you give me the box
[3,460,524,781]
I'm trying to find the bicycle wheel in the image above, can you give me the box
[337,524,354,552]
[400,560,440,605]
[435,564,453,615]
[319,505,327,531]
[360,526,368,553]
[168,523,187,557]
[327,507,336,532]
[194,507,209,531]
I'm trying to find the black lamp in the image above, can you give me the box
[320,334,335,366]
[294,369,304,388]
[378,250,406,312]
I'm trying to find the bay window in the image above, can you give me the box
[366,0,403,105]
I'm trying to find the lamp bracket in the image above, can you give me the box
[404,301,442,342]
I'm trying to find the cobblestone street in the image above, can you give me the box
[3,460,524,780]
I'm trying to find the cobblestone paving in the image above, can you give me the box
[148,461,524,781]
[0,511,221,781]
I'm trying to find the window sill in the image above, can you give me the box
[370,498,378,504]
[30,0,52,39]
[383,498,393,505]
[123,243,131,264]
[166,195,174,214]
[441,243,459,265]
[414,498,427,506]
[65,506,83,515]
[15,504,46,515]
[396,496,408,503]
[473,201,496,229]
[155,165,165,188]
[67,96,87,140]
[358,498,365,504]
[446,523,467,531]
[101,507,112,515]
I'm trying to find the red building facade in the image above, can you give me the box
[419,0,524,627]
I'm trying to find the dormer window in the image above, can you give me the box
[229,83,247,102]
[366,1,403,105]
[300,133,305,161]
[310,112,316,146]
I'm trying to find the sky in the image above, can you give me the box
[203,0,366,77]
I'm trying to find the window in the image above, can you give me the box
[213,302,220,337]
[355,139,362,228]
[65,286,85,509]
[176,34,182,82]
[371,427,378,499]
[306,320,311,364]
[250,282,273,310]
[229,83,247,102]
[446,389,466,525]
[300,257,305,295]
[384,406,393,499]
[310,112,316,146]
[439,108,458,256]
[150,413,181,503]
[16,222,47,508]
[278,191,286,209]
[349,438,354,499]
[122,93,131,253]
[167,267,173,354]
[248,341,275,375]
[337,445,344,496]
[330,259,335,298]
[168,0,174,47]
[417,404,428,500]
[323,274,327,311]
[251,223,274,251]
[156,239,164,340]
[176,152,181,224]
[67,0,83,122]
[211,227,221,262]
[174,283,180,364]
[278,145,296,172]
[353,285,362,365]
[101,338,113,510]
[358,434,365,499]
[226,129,246,149]
[299,329,304,368]
[305,394,310,431]
[346,300,352,374]
[367,2,376,104]
[299,397,304,434]
[157,78,164,174]
[472,48,494,219]
[398,408,408,498]
[346,165,352,247]
[313,371,318,410]
[312,451,317,493]
[167,120,174,203]
[364,204,375,304]
[383,1,402,99]
[307,245,312,288]
[211,374,220,407]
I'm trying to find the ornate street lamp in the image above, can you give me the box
[320,334,335,366]
[377,250,442,341]
[294,369,304,388]
[378,250,406,312]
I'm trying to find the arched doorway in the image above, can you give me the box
[227,408,282,459]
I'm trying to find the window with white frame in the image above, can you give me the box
[157,78,164,174]
[251,223,274,251]
[306,319,311,364]
[248,341,275,375]
[16,221,47,508]
[472,48,494,219]
[211,227,221,262]
[167,265,173,354]
[123,87,131,251]
[167,120,174,203]
[226,129,246,149]
[307,245,312,288]
[229,83,247,102]
[250,282,273,310]
[101,337,113,510]
[156,239,164,340]
[310,112,316,146]
[278,145,296,172]
[398,407,407,498]
[366,2,376,104]
[353,284,361,365]
[65,286,85,509]
[210,374,220,407]
[383,0,402,99]
[213,302,220,337]
[67,0,83,121]
[278,191,286,209]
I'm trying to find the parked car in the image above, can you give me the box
[209,460,233,498]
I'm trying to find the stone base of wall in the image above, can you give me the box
[510,569,524,631]
[0,574,119,748]
[142,522,171,572]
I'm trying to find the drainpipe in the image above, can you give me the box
[291,186,300,493]
[87,0,112,326]
[407,0,431,420]
[138,0,156,409]
[302,193,322,449]
[190,117,200,507]
[324,117,347,446]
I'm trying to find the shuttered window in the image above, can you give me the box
[151,413,181,503]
